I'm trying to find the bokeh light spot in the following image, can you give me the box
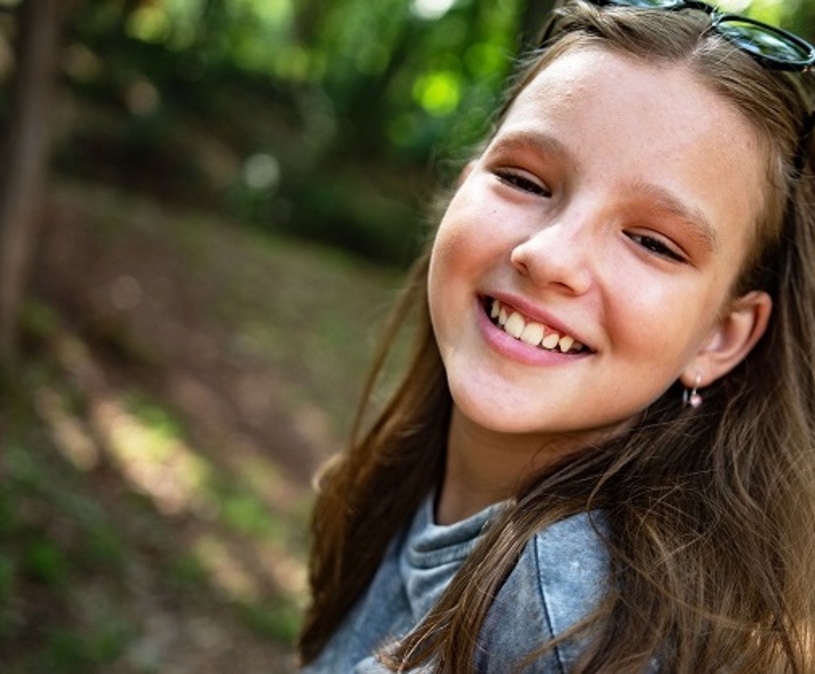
[243,154,281,191]
[411,0,458,20]
[413,70,463,116]
[126,7,172,44]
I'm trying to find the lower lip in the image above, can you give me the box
[476,298,590,366]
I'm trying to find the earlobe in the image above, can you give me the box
[681,290,772,388]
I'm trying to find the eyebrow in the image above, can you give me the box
[487,129,577,171]
[631,181,720,254]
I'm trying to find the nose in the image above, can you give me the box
[510,218,595,296]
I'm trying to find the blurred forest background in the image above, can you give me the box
[0,0,812,671]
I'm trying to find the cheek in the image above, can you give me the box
[430,210,493,285]
[608,276,721,365]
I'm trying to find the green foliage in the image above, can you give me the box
[0,344,310,666]
[289,173,421,265]
[42,624,130,671]
[46,0,814,264]
[239,600,302,644]
[23,539,69,585]
[738,0,815,40]
[0,431,128,669]
[20,298,61,344]
[166,552,211,590]
[47,0,529,264]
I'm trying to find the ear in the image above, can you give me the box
[680,290,772,388]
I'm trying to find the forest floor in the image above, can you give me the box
[0,180,404,673]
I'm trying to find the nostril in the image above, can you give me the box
[510,244,532,276]
[509,229,593,296]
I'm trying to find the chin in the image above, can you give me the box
[451,391,547,435]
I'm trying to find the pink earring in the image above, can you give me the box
[683,373,703,408]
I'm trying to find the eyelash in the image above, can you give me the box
[495,169,550,197]
[626,233,686,263]
[493,168,686,264]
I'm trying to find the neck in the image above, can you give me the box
[435,408,579,525]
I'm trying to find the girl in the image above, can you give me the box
[299,1,815,671]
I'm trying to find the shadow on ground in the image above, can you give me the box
[0,181,402,672]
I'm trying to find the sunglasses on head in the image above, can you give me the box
[543,0,815,72]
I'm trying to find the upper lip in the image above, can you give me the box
[485,291,595,352]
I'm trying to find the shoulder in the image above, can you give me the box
[476,511,609,673]
[529,510,610,637]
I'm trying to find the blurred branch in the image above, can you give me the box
[0,0,63,374]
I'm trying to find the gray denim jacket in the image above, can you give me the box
[303,498,610,673]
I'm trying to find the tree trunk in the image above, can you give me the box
[0,0,63,372]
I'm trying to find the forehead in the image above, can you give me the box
[505,47,761,158]
[493,47,767,268]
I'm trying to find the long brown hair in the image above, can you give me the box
[299,2,815,671]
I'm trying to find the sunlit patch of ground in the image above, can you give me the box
[1,179,406,671]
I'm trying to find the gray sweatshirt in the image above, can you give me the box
[303,497,610,673]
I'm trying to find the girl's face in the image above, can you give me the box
[428,47,771,451]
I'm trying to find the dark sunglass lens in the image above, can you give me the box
[718,19,815,66]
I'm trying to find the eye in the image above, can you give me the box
[626,232,686,263]
[494,169,551,197]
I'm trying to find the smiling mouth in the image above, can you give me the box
[485,298,588,354]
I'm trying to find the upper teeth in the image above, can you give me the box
[490,299,583,353]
